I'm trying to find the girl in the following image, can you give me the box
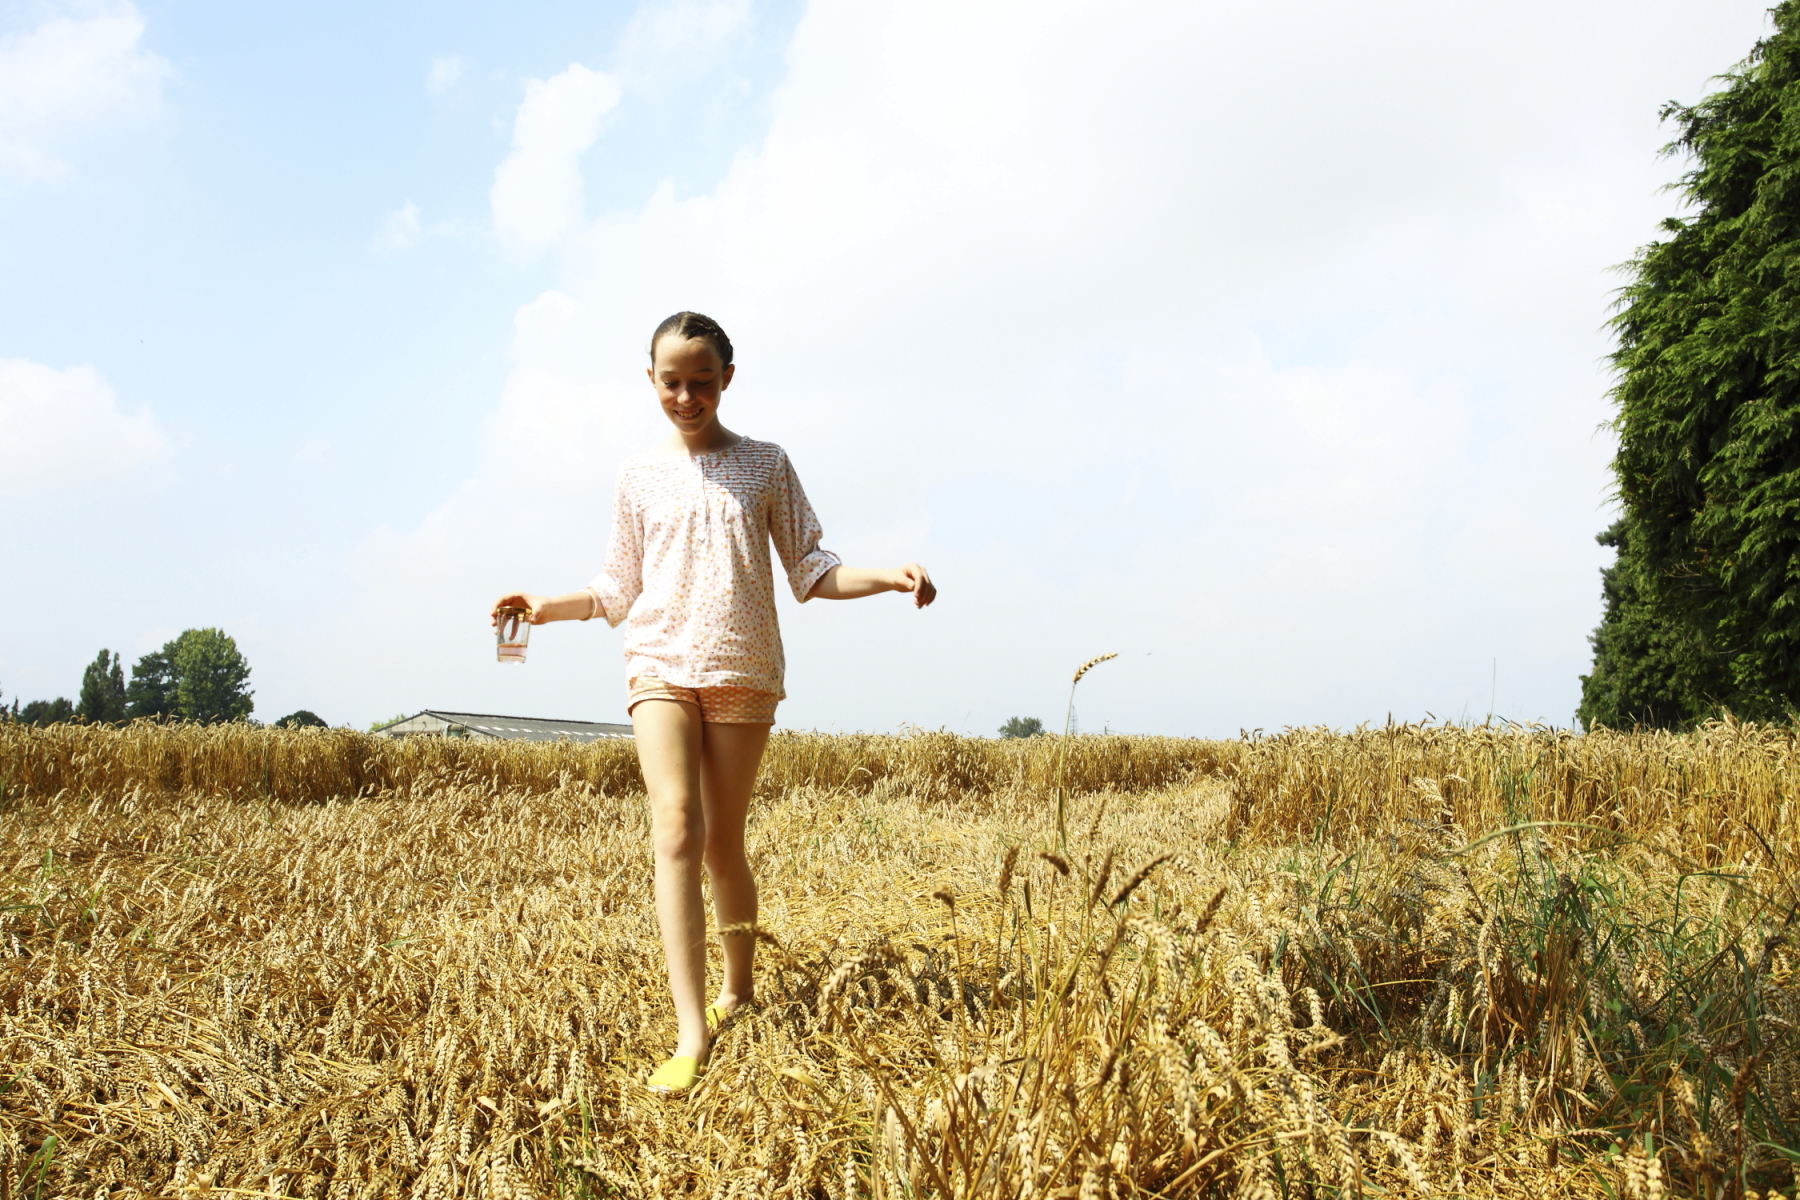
[492,311,935,1095]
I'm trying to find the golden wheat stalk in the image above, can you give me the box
[1055,652,1118,850]
[1071,652,1119,686]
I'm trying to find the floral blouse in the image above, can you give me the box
[588,438,840,698]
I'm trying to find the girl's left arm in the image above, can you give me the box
[771,451,937,608]
[807,564,936,607]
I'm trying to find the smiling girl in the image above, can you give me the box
[492,311,935,1094]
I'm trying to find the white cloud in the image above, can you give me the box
[619,0,751,50]
[369,0,1772,735]
[375,202,422,251]
[489,64,621,250]
[0,1,171,182]
[0,359,170,496]
[614,0,752,90]
[427,54,464,96]
[373,201,475,251]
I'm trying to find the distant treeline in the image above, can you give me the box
[1,628,322,729]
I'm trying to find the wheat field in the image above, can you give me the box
[1,720,1797,1198]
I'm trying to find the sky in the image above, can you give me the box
[0,0,1779,736]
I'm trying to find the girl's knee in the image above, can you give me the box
[652,813,706,863]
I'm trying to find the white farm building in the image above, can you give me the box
[371,711,633,743]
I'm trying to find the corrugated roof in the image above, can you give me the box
[383,711,633,743]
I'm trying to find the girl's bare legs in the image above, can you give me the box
[634,699,710,1061]
[633,700,771,1062]
[699,720,771,1016]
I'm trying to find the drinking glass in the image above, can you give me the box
[495,607,531,665]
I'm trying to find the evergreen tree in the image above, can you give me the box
[1580,520,1730,728]
[171,628,254,724]
[77,650,129,724]
[20,698,75,726]
[127,649,177,720]
[1582,3,1800,727]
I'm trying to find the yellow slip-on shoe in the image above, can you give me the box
[705,1004,730,1034]
[646,1055,702,1096]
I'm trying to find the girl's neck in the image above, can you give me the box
[665,420,742,458]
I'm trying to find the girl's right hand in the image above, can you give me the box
[492,592,550,625]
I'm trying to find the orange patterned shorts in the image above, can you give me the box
[627,678,780,725]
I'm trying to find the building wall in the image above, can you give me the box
[373,715,460,739]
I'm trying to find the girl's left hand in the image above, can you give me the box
[897,563,936,608]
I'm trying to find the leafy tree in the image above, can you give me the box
[999,716,1045,738]
[1581,4,1800,728]
[78,650,129,724]
[171,628,254,724]
[275,710,327,728]
[127,649,178,720]
[19,698,75,726]
[368,713,409,732]
[126,630,255,723]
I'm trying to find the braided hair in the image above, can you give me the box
[650,311,734,368]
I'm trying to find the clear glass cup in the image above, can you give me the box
[495,607,531,665]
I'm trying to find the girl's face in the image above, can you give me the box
[649,335,734,437]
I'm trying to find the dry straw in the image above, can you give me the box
[0,717,1797,1196]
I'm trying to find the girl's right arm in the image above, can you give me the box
[490,589,600,625]
[492,474,641,627]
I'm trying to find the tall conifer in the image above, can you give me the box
[77,650,128,724]
[1582,3,1800,727]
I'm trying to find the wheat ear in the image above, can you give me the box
[1056,653,1119,851]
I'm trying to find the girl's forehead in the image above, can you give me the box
[653,336,723,371]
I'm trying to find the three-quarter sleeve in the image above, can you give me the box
[588,474,642,627]
[769,451,841,602]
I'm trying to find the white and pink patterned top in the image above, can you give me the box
[588,438,840,698]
